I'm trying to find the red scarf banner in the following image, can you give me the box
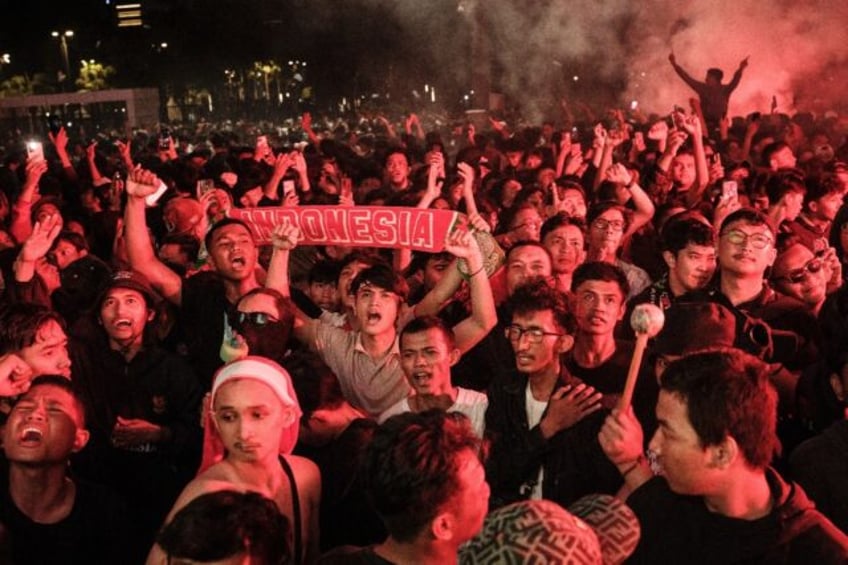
[230,206,461,252]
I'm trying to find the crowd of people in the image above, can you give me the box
[1,55,848,563]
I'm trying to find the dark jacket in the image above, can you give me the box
[485,367,622,509]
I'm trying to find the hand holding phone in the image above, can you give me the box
[721,180,738,201]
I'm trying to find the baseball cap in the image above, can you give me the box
[99,270,157,307]
[653,301,737,356]
[460,496,640,565]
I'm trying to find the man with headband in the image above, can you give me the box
[148,357,321,565]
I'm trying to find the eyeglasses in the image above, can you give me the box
[229,311,279,328]
[774,257,823,284]
[720,230,772,249]
[592,219,625,232]
[505,324,563,344]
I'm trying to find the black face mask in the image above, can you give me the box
[231,314,291,365]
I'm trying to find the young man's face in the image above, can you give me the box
[338,260,370,309]
[665,243,716,294]
[3,384,88,465]
[354,283,400,337]
[422,255,452,291]
[779,191,804,221]
[505,245,552,297]
[207,224,258,282]
[771,244,827,307]
[213,379,292,464]
[810,192,844,223]
[18,319,71,378]
[770,146,797,170]
[508,309,568,376]
[717,220,776,278]
[649,391,717,496]
[99,287,152,350]
[308,280,339,312]
[588,208,625,256]
[543,224,585,276]
[671,154,696,188]
[560,188,587,219]
[400,328,458,397]
[509,207,543,242]
[50,239,85,271]
[572,279,625,336]
[385,153,410,187]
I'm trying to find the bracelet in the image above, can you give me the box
[458,263,485,281]
[621,456,645,477]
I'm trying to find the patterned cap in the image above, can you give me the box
[460,496,640,565]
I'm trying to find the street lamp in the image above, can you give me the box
[51,30,74,85]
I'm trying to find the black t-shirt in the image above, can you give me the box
[318,546,395,565]
[1,472,130,564]
[181,271,234,390]
[627,473,848,564]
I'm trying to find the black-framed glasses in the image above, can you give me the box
[592,218,625,232]
[505,324,563,344]
[720,230,772,249]
[229,311,279,328]
[774,258,823,284]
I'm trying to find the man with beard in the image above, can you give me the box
[0,376,128,563]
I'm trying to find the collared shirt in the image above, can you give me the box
[312,321,411,417]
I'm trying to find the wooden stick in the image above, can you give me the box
[618,332,649,411]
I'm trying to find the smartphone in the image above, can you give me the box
[158,128,171,151]
[26,141,44,163]
[145,180,169,207]
[196,179,215,198]
[47,115,62,136]
[283,179,296,197]
[721,180,738,201]
[630,100,639,111]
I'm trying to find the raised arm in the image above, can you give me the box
[606,163,655,238]
[726,56,749,92]
[677,112,710,207]
[264,223,300,297]
[124,167,183,305]
[445,229,497,354]
[9,158,48,244]
[668,53,703,92]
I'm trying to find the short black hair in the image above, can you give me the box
[508,278,576,334]
[540,212,586,243]
[350,264,409,302]
[719,207,775,239]
[586,201,632,233]
[661,217,716,254]
[661,349,780,469]
[157,490,291,564]
[204,217,254,251]
[0,303,66,356]
[804,173,844,205]
[308,259,340,286]
[400,315,456,350]
[571,261,629,299]
[363,411,481,542]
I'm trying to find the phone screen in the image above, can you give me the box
[27,141,44,163]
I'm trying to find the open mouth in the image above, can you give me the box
[231,256,246,268]
[114,319,132,329]
[19,427,44,445]
[367,312,382,323]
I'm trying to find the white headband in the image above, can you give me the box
[210,357,297,411]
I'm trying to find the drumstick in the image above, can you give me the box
[618,304,665,411]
